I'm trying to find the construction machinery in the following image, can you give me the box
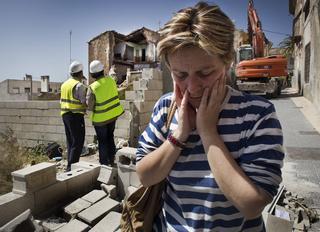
[235,0,288,98]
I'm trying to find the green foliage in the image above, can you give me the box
[279,36,295,58]
[0,127,49,195]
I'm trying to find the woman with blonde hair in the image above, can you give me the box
[136,2,284,231]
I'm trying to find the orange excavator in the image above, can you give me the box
[235,0,288,98]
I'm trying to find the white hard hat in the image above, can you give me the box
[90,60,104,74]
[69,61,83,74]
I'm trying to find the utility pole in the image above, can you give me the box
[69,30,72,64]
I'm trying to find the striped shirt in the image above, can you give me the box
[136,86,284,232]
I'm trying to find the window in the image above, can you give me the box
[142,48,146,62]
[24,88,31,94]
[304,0,310,21]
[304,43,311,83]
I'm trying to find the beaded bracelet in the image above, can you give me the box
[167,133,187,150]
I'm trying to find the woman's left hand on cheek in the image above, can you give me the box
[196,75,226,136]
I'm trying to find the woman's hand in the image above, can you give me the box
[196,75,226,137]
[174,83,196,142]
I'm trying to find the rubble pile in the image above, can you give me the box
[278,189,319,231]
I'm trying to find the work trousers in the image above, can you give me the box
[62,112,85,171]
[94,121,116,166]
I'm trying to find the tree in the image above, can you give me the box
[279,35,295,58]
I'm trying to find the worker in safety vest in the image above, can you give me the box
[86,60,124,166]
[60,60,87,171]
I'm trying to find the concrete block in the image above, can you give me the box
[117,163,136,199]
[116,119,131,129]
[129,170,141,188]
[71,161,100,184]
[100,184,117,199]
[42,218,67,232]
[116,147,137,164]
[97,165,117,185]
[125,91,135,101]
[57,168,94,199]
[82,190,107,204]
[142,68,162,80]
[0,192,35,227]
[34,181,67,215]
[89,211,121,232]
[120,100,130,110]
[114,128,130,139]
[0,209,36,232]
[55,219,90,232]
[133,101,155,113]
[133,79,163,91]
[117,110,132,121]
[11,162,57,195]
[140,90,162,101]
[64,198,92,219]
[78,198,120,226]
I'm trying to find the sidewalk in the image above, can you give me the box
[272,88,320,231]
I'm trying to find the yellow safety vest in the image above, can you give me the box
[60,78,86,115]
[90,76,124,123]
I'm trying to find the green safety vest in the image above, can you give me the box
[90,76,124,123]
[60,78,86,115]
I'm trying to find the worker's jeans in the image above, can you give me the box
[94,121,116,166]
[62,112,85,171]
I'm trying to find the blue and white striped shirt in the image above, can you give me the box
[137,86,284,232]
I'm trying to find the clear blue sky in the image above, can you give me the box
[0,0,293,83]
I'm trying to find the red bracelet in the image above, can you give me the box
[167,133,186,150]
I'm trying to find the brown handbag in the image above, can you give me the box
[120,100,176,232]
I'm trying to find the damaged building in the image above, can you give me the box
[88,27,160,85]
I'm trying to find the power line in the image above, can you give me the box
[263,29,291,36]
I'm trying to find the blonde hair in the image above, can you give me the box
[157,1,235,66]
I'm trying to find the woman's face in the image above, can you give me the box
[168,46,227,109]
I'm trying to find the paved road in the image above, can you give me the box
[270,89,320,231]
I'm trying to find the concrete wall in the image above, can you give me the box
[0,68,164,148]
[291,0,320,111]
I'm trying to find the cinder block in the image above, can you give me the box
[118,110,132,121]
[34,181,67,215]
[97,165,117,185]
[82,190,107,204]
[11,162,57,195]
[116,147,137,163]
[133,79,163,91]
[116,119,131,129]
[117,163,136,199]
[119,100,130,110]
[89,211,121,232]
[55,219,90,232]
[0,209,33,232]
[133,101,155,113]
[100,184,117,199]
[71,161,100,184]
[114,128,130,139]
[125,91,135,101]
[64,198,92,219]
[78,198,120,225]
[142,68,162,80]
[0,193,35,227]
[57,168,94,199]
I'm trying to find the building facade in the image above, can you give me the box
[290,0,320,110]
